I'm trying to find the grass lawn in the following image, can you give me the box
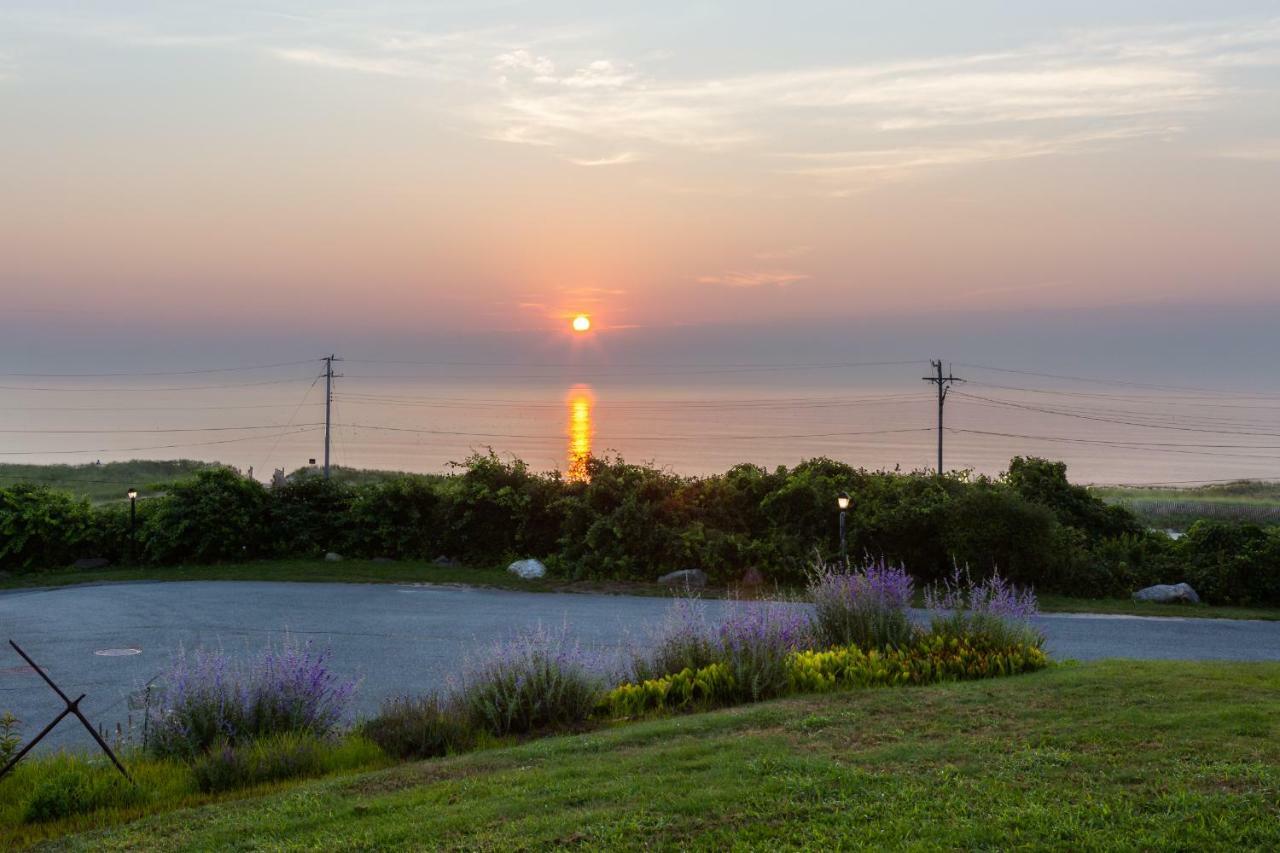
[5,559,1279,622]
[32,661,1280,851]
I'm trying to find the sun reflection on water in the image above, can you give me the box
[567,384,593,482]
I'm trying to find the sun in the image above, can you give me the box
[571,314,591,333]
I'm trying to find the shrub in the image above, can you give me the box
[630,596,720,682]
[599,663,736,718]
[270,475,354,557]
[347,475,444,559]
[141,467,272,564]
[1179,521,1280,605]
[461,625,607,736]
[788,635,1048,694]
[22,764,144,823]
[924,567,1044,648]
[148,639,357,759]
[809,559,915,650]
[190,733,324,793]
[361,695,475,760]
[0,484,93,571]
[1,712,20,767]
[716,602,814,702]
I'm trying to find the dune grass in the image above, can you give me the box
[31,661,1280,851]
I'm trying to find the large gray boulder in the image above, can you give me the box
[658,569,708,589]
[324,552,343,562]
[1133,583,1201,604]
[507,559,547,580]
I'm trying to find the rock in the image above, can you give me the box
[740,567,765,588]
[1133,583,1201,604]
[72,558,110,570]
[372,557,396,564]
[658,569,708,589]
[433,556,463,568]
[507,559,547,580]
[324,552,343,562]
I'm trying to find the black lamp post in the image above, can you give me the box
[127,488,138,564]
[837,492,851,565]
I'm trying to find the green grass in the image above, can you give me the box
[6,559,1279,621]
[1093,482,1280,529]
[1037,594,1280,621]
[34,661,1280,851]
[0,460,212,504]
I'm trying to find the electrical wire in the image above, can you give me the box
[0,359,320,378]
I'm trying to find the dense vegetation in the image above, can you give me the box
[3,453,1279,604]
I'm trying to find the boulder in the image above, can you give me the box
[507,558,547,580]
[324,552,343,562]
[658,569,708,589]
[72,557,110,570]
[1133,583,1200,604]
[433,556,463,568]
[740,567,765,588]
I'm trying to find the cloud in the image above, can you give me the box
[565,151,641,166]
[272,47,429,77]
[695,270,810,288]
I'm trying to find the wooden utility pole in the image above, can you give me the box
[922,360,963,475]
[322,354,342,480]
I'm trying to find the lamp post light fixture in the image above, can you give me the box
[126,488,138,564]
[836,492,851,564]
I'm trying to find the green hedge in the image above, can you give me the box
[3,454,1278,605]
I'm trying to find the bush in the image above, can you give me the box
[347,475,444,559]
[1,712,20,768]
[148,639,357,759]
[461,625,607,736]
[141,468,271,564]
[361,695,475,760]
[270,475,354,557]
[190,733,323,793]
[809,559,915,650]
[599,663,736,718]
[630,596,721,682]
[0,484,93,571]
[1179,521,1280,605]
[924,567,1044,648]
[715,602,814,702]
[22,764,143,823]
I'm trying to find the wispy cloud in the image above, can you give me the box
[696,270,809,288]
[565,151,641,166]
[754,246,812,261]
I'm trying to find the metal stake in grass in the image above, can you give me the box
[0,639,134,783]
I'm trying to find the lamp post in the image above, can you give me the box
[837,492,850,565]
[127,488,138,564]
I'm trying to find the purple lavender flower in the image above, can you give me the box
[148,638,357,759]
[924,566,1043,647]
[808,558,916,649]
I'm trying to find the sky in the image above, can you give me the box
[1,1,1279,382]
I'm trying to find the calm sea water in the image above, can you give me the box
[4,366,1279,486]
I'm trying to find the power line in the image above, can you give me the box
[0,359,319,378]
[0,423,323,434]
[956,362,1279,397]
[343,360,924,381]
[953,391,1280,438]
[0,427,322,457]
[0,376,319,393]
[338,422,934,442]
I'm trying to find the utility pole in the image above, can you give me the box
[922,360,963,475]
[322,354,342,480]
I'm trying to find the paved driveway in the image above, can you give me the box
[2,581,1278,752]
